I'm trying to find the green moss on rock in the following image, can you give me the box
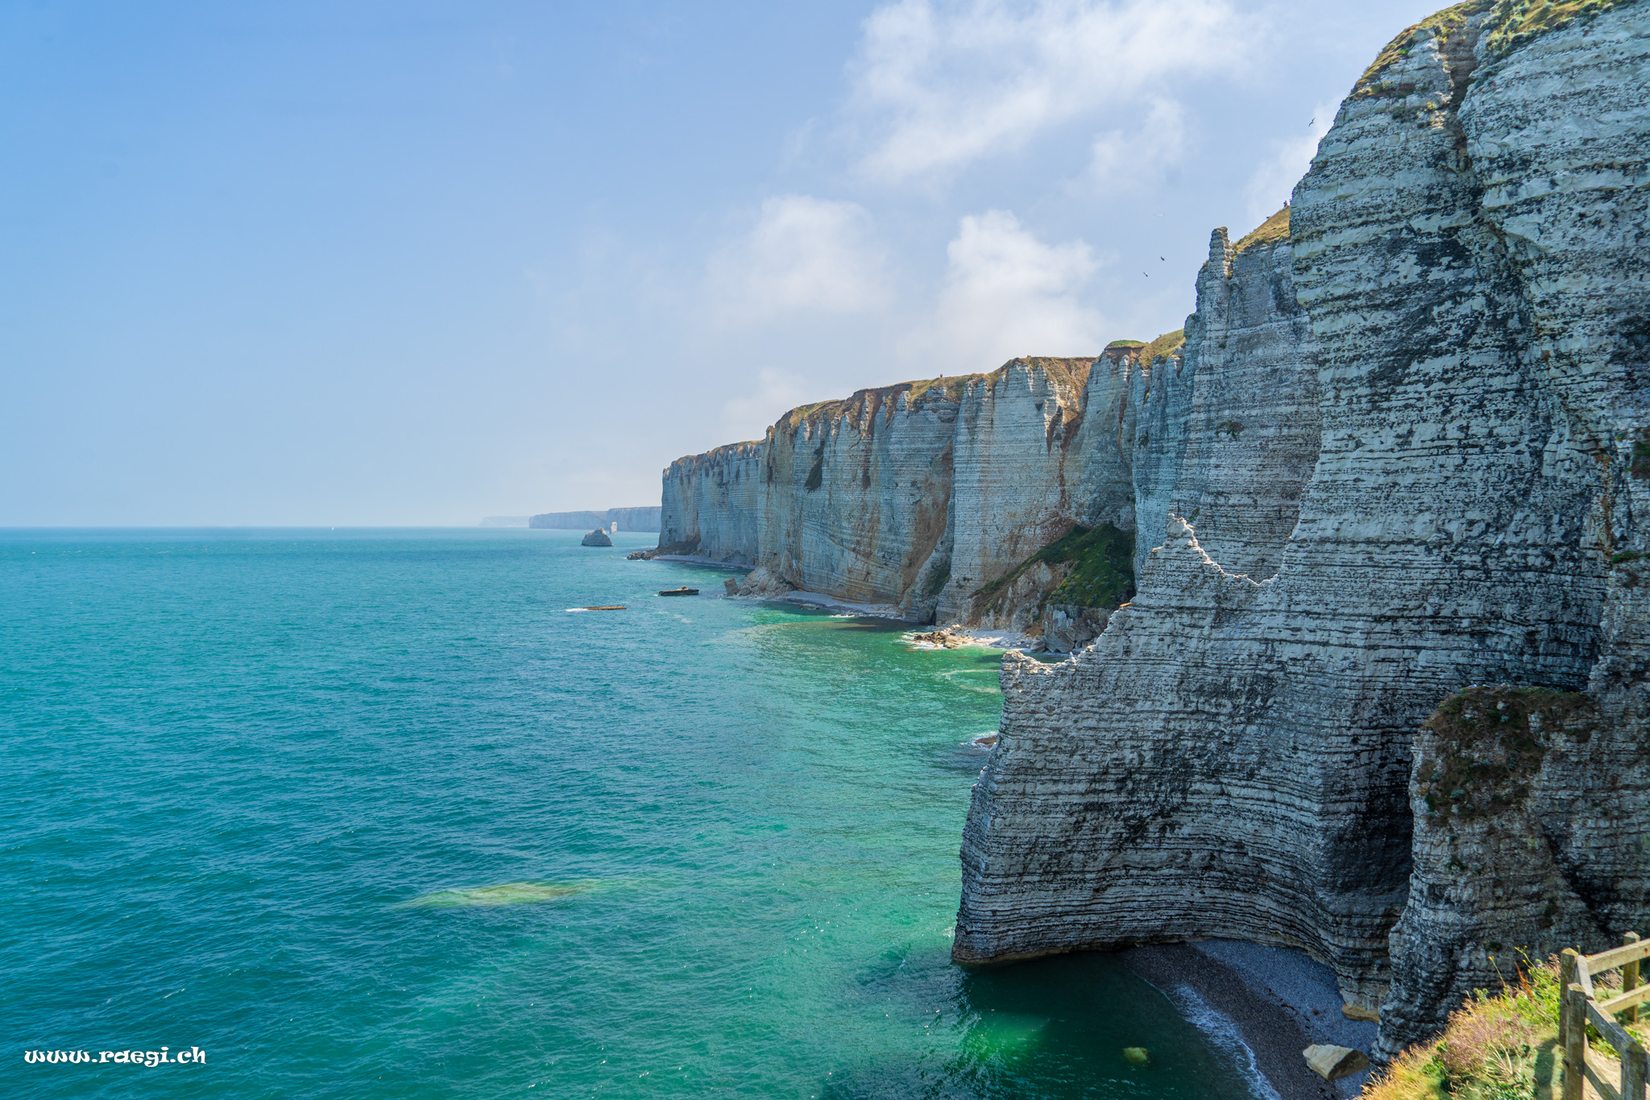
[974,523,1135,615]
[1416,686,1593,823]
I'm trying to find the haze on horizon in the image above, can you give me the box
[1,0,1443,527]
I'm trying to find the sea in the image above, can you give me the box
[0,528,1271,1098]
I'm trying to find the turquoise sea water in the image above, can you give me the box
[1,529,1265,1098]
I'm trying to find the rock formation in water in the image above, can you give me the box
[956,0,1650,1060]
[653,0,1650,1057]
[579,528,613,547]
[531,506,662,532]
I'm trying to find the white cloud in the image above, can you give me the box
[905,209,1105,369]
[848,0,1252,186]
[1087,97,1187,188]
[720,368,814,442]
[1241,100,1337,225]
[706,195,891,326]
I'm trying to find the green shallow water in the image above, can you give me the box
[0,528,1266,1098]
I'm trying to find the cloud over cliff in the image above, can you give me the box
[905,209,1105,365]
[705,195,893,326]
[846,0,1253,186]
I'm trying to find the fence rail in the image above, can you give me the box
[1563,932,1648,1100]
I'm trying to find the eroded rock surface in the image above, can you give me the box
[648,0,1650,1058]
[657,355,1156,626]
[957,0,1650,1059]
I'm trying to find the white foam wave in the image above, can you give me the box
[1165,985,1284,1100]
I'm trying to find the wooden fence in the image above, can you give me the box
[1562,933,1649,1100]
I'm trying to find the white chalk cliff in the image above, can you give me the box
[653,0,1650,1058]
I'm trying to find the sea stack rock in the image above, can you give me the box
[580,529,612,547]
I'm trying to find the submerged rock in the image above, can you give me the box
[396,881,594,909]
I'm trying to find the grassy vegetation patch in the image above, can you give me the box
[973,524,1135,614]
[778,358,1097,434]
[1233,206,1291,253]
[1139,328,1186,365]
[1364,957,1562,1099]
[1354,1,1486,98]
[1416,686,1591,823]
[1367,955,1650,1099]
[1104,331,1185,367]
[1482,0,1634,59]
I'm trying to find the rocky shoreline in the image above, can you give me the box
[1121,941,1377,1100]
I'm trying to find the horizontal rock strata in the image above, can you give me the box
[649,0,1650,1059]
[658,355,1156,627]
[958,0,1650,1060]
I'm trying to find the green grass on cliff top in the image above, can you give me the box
[1354,0,1632,97]
[776,357,1095,432]
[1103,329,1185,366]
[1233,206,1290,253]
[1483,0,1636,57]
[1354,0,1483,97]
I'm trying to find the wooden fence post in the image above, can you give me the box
[1626,1042,1648,1100]
[1561,949,1579,1049]
[1626,931,1642,1026]
[1564,978,1587,1100]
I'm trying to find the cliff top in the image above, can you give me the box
[1139,328,1186,365]
[1353,0,1483,98]
[666,438,764,470]
[1103,329,1185,367]
[776,356,1097,433]
[1481,0,1634,58]
[1233,206,1290,254]
[1354,0,1630,97]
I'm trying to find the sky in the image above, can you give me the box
[0,0,1444,526]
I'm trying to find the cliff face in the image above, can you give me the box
[530,506,662,532]
[956,0,1650,1059]
[658,356,1150,631]
[657,442,763,564]
[758,382,965,616]
[650,0,1649,1057]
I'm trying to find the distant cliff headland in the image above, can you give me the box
[529,506,661,532]
[645,0,1650,1064]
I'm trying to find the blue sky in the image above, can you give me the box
[1,0,1441,525]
